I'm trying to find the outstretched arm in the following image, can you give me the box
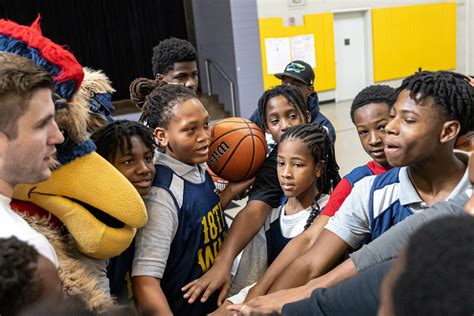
[183,150,282,305]
[268,229,349,292]
[182,199,272,305]
[245,214,330,301]
[133,276,172,316]
[227,231,351,314]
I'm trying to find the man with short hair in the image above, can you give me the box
[0,52,64,267]
[250,60,336,142]
[151,37,199,93]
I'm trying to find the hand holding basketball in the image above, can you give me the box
[208,117,267,182]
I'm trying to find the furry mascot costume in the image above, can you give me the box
[0,17,148,312]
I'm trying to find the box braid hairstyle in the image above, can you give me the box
[151,37,197,77]
[397,70,473,136]
[129,77,198,148]
[90,120,156,163]
[257,85,310,132]
[350,85,397,124]
[280,124,341,230]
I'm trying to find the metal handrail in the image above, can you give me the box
[204,59,236,117]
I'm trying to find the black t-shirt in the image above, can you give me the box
[248,147,283,208]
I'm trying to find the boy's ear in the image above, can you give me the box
[314,162,323,178]
[305,110,311,123]
[154,73,166,85]
[265,124,270,134]
[440,120,461,144]
[154,127,168,147]
[0,131,8,159]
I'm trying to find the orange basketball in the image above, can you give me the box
[208,117,267,182]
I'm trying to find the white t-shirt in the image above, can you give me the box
[0,194,59,267]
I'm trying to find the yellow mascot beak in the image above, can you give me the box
[13,152,148,259]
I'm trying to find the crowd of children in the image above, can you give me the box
[1,34,473,316]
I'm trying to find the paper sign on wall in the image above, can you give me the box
[264,34,316,75]
[290,34,316,67]
[264,37,291,75]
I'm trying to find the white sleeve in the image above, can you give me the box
[27,235,59,268]
[227,283,256,304]
[132,187,179,278]
[324,176,375,249]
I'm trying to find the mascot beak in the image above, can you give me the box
[13,152,148,259]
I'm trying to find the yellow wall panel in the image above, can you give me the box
[372,2,456,82]
[258,14,336,91]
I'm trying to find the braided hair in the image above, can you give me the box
[151,37,197,77]
[257,85,309,131]
[397,71,474,135]
[129,73,198,131]
[0,237,41,315]
[280,124,341,229]
[350,85,397,124]
[90,120,156,162]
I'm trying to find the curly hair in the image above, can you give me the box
[0,236,41,315]
[151,37,197,76]
[392,216,474,316]
[397,70,474,135]
[280,124,341,229]
[257,85,309,131]
[90,120,156,163]
[350,85,397,123]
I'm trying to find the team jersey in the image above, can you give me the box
[155,164,228,315]
[321,161,389,217]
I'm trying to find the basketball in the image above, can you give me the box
[208,117,267,182]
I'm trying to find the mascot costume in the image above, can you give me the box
[0,17,148,312]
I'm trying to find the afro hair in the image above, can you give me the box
[350,85,397,123]
[151,37,197,76]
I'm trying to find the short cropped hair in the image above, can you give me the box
[392,216,474,316]
[151,38,197,76]
[350,85,397,124]
[0,52,53,139]
[0,236,41,315]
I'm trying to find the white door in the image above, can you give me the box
[334,11,367,101]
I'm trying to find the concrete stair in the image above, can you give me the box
[198,94,231,121]
[112,99,139,116]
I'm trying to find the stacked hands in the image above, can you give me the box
[181,268,318,315]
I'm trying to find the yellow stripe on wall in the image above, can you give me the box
[258,14,337,91]
[372,2,456,82]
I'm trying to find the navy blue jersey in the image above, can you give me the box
[265,208,292,266]
[369,168,413,240]
[107,242,134,304]
[345,165,374,187]
[154,164,228,315]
